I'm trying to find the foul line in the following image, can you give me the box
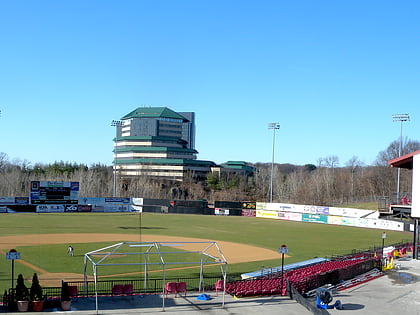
[0,250,47,274]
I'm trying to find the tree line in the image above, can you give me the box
[0,139,418,206]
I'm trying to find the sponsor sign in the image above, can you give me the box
[65,204,79,212]
[105,197,130,204]
[36,205,65,213]
[215,208,229,216]
[303,205,318,214]
[258,202,297,212]
[132,198,143,206]
[77,205,92,212]
[283,212,302,221]
[241,202,256,209]
[15,197,29,205]
[104,205,130,212]
[302,213,328,223]
[256,210,280,219]
[79,197,105,206]
[0,197,15,205]
[242,209,256,217]
[342,217,357,226]
[371,219,404,231]
[131,205,143,212]
[316,207,329,215]
[327,216,343,225]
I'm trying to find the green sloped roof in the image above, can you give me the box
[221,161,255,173]
[114,158,216,166]
[113,136,184,142]
[114,147,198,154]
[121,107,188,121]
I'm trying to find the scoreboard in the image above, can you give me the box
[30,181,79,204]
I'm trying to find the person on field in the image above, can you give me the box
[67,245,74,256]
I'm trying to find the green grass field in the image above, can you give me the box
[0,212,410,293]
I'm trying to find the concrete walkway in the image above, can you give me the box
[4,257,420,314]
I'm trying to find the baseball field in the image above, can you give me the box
[0,212,410,293]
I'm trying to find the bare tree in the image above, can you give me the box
[375,138,420,166]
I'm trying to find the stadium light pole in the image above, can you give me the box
[392,114,410,202]
[111,120,123,197]
[268,123,280,203]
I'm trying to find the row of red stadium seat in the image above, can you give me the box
[226,255,372,297]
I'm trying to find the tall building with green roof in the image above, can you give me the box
[112,107,215,181]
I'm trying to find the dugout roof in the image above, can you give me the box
[388,150,420,169]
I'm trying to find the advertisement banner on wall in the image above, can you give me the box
[65,204,79,212]
[371,219,404,231]
[131,205,142,212]
[303,205,318,214]
[104,204,130,212]
[327,216,343,225]
[283,212,302,221]
[342,217,357,226]
[132,198,143,206]
[77,205,92,212]
[242,202,256,209]
[0,197,16,205]
[242,209,256,217]
[257,202,297,212]
[36,205,65,213]
[329,207,374,218]
[316,207,330,215]
[15,197,29,205]
[355,218,372,228]
[302,213,328,224]
[0,206,9,213]
[79,197,106,206]
[256,210,279,219]
[105,197,130,204]
[215,208,230,216]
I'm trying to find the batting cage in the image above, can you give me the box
[83,241,228,314]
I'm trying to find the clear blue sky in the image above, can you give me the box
[0,0,418,167]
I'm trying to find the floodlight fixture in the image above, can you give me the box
[392,113,410,123]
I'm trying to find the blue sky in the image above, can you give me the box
[0,0,418,167]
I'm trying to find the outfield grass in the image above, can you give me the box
[0,212,410,293]
[342,202,378,210]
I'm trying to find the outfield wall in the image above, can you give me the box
[0,196,407,232]
[255,202,404,232]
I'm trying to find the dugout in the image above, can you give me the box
[83,241,228,314]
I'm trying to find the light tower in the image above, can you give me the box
[268,122,280,203]
[392,113,410,202]
[111,119,123,197]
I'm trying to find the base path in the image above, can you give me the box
[0,233,284,286]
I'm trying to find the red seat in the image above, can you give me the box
[67,285,78,301]
[164,282,178,298]
[176,282,187,297]
[215,280,224,296]
[112,284,124,297]
[123,284,133,297]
